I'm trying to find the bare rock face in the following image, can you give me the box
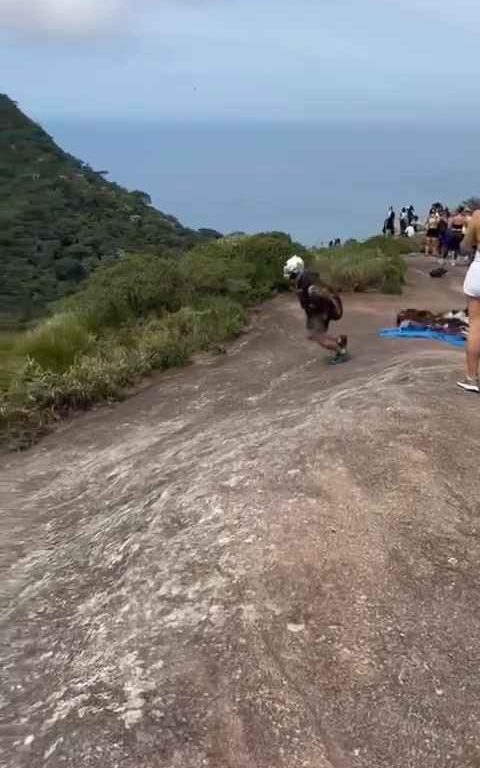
[2,261,479,768]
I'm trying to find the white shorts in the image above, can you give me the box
[464,258,480,298]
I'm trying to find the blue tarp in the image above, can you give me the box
[379,327,466,348]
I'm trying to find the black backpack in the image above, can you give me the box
[430,267,448,278]
[329,294,343,320]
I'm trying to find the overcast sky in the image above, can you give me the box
[0,0,477,122]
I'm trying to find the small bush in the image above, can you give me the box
[362,236,415,257]
[64,254,191,330]
[179,245,255,298]
[309,242,407,294]
[14,313,93,372]
[234,232,305,294]
[0,296,247,448]
[0,332,21,392]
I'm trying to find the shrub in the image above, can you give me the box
[362,236,416,257]
[179,244,255,299]
[179,233,303,302]
[59,233,301,336]
[14,313,93,372]
[310,245,407,294]
[0,296,247,448]
[64,254,190,330]
[234,232,305,296]
[0,331,21,392]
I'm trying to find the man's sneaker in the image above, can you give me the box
[456,377,480,393]
[328,349,351,365]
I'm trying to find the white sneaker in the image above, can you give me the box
[457,378,480,393]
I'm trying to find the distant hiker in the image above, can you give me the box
[447,207,467,265]
[328,240,334,248]
[425,207,440,256]
[334,237,341,247]
[437,211,449,261]
[407,205,416,225]
[457,211,480,393]
[383,206,395,237]
[400,207,408,236]
[283,255,350,365]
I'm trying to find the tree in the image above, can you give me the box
[462,197,480,211]
[198,228,223,239]
[131,190,152,206]
[55,257,87,282]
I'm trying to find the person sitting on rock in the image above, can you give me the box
[283,255,350,365]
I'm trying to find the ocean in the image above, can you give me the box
[49,120,480,246]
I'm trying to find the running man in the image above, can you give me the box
[283,255,350,364]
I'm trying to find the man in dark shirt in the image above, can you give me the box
[284,255,350,364]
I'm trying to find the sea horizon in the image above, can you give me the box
[47,118,480,246]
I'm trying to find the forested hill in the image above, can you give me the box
[0,95,217,319]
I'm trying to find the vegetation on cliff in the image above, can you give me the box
[0,232,411,449]
[0,94,212,321]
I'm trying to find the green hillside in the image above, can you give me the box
[0,95,215,321]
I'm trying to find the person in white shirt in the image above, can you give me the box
[458,210,480,392]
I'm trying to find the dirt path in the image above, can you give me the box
[2,258,480,768]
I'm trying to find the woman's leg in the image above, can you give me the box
[440,234,448,262]
[466,297,480,379]
[451,233,461,264]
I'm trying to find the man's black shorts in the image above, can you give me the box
[305,295,338,333]
[306,312,330,333]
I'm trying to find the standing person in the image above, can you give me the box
[384,206,395,237]
[407,205,416,226]
[437,210,449,262]
[283,255,350,365]
[457,211,480,392]
[447,206,466,265]
[399,207,408,236]
[425,207,440,256]
[464,209,474,264]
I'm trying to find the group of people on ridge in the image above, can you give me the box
[383,205,417,238]
[282,204,480,395]
[425,203,471,264]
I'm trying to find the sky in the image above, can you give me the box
[0,0,478,122]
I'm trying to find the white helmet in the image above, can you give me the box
[283,255,304,279]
